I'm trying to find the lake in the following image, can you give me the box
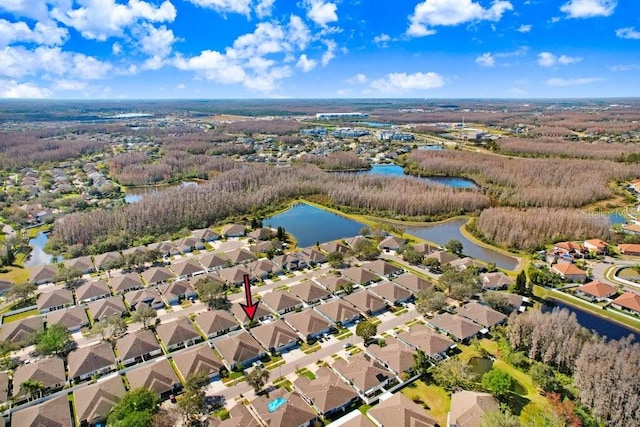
[542,299,639,342]
[24,231,59,267]
[125,181,199,203]
[263,204,364,248]
[365,164,477,189]
[403,219,519,270]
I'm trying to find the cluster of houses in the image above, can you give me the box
[0,223,527,426]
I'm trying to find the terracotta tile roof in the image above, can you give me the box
[578,281,617,298]
[613,292,640,312]
[551,263,587,276]
[618,243,640,254]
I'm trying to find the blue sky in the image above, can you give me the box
[0,0,638,99]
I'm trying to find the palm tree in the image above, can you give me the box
[21,379,45,401]
[246,365,270,394]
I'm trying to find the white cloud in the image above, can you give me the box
[407,0,513,37]
[255,0,275,18]
[475,52,495,67]
[296,54,317,72]
[51,0,176,41]
[186,0,251,15]
[538,52,581,67]
[176,83,186,89]
[546,77,604,86]
[112,42,122,55]
[135,24,176,69]
[304,0,338,28]
[616,27,640,40]
[371,71,444,93]
[560,0,616,18]
[610,64,640,72]
[0,19,68,47]
[0,79,51,98]
[0,46,112,80]
[288,15,312,50]
[53,80,88,91]
[174,50,246,84]
[321,39,336,66]
[346,73,368,84]
[517,24,532,32]
[373,33,391,47]
[0,0,58,22]
[508,87,527,95]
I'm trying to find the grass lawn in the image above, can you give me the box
[401,380,450,426]
[2,308,38,323]
[0,266,29,284]
[301,343,321,354]
[335,331,353,340]
[295,368,317,381]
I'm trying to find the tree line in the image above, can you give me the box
[496,137,640,161]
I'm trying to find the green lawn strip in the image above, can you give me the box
[265,359,285,371]
[535,285,640,332]
[347,347,362,356]
[335,331,353,340]
[358,404,372,415]
[400,380,450,427]
[2,308,38,323]
[302,343,321,354]
[393,308,408,317]
[168,358,185,385]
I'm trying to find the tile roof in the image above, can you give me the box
[366,337,415,374]
[362,260,402,276]
[392,273,435,294]
[86,296,127,321]
[613,292,640,312]
[429,313,482,341]
[261,291,302,313]
[124,288,163,308]
[369,282,411,304]
[126,358,180,395]
[577,280,617,298]
[141,266,175,284]
[343,290,387,315]
[170,259,204,277]
[342,267,378,285]
[67,342,116,380]
[368,392,437,427]
[0,315,43,344]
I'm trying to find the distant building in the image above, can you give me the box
[331,128,370,138]
[316,112,369,120]
[300,127,327,136]
[377,131,415,141]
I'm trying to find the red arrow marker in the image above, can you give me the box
[240,274,259,321]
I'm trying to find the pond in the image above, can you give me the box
[542,299,639,342]
[263,204,365,248]
[365,164,477,189]
[24,231,60,267]
[125,181,199,204]
[606,211,627,225]
[403,219,519,270]
[469,356,493,375]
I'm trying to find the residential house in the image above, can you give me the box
[74,376,126,426]
[0,372,8,405]
[343,290,388,316]
[230,300,274,324]
[499,293,530,313]
[320,241,350,255]
[448,390,499,427]
[67,342,117,383]
[170,259,205,280]
[331,353,393,400]
[208,403,260,427]
[294,366,360,418]
[11,395,72,427]
[46,305,90,332]
[363,260,403,278]
[194,310,240,339]
[249,240,283,254]
[273,252,306,270]
[378,235,405,251]
[175,236,205,253]
[551,263,588,283]
[584,239,608,254]
[0,316,43,346]
[428,313,482,343]
[457,302,507,329]
[157,280,197,305]
[392,273,435,294]
[252,389,318,427]
[284,309,332,342]
[248,228,274,241]
[189,272,225,291]
[126,359,181,399]
[224,248,257,265]
[109,272,144,294]
[289,281,331,305]
[94,251,122,270]
[554,241,585,255]
[300,247,327,266]
[261,290,303,315]
[314,275,355,295]
[192,228,219,242]
[122,246,149,258]
[37,288,73,313]
[427,250,461,266]
[576,280,618,302]
[28,264,58,285]
[413,242,440,255]
[141,266,174,286]
[250,318,300,354]
[612,292,640,315]
[397,324,454,362]
[149,241,181,258]
[316,299,361,326]
[156,318,202,351]
[124,288,164,310]
[199,252,229,271]
[86,296,127,322]
[247,258,281,280]
[368,393,437,427]
[618,243,640,256]
[13,357,66,401]
[479,272,513,291]
[172,345,224,381]
[64,256,95,274]
[116,329,162,366]
[369,282,412,306]
[337,412,370,427]
[342,267,379,286]
[365,336,415,376]
[344,235,368,250]
[76,280,111,303]
[219,265,254,286]
[221,223,247,238]
[213,331,266,369]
